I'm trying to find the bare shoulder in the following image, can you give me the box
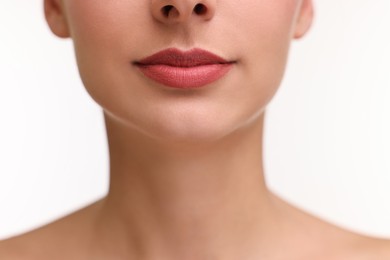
[302,220,390,259]
[0,225,69,260]
[305,214,390,259]
[344,234,390,259]
[0,200,104,259]
[0,233,36,260]
[269,192,390,259]
[0,240,17,259]
[305,212,390,259]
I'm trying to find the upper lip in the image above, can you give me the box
[133,48,235,67]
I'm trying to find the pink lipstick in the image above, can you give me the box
[133,48,235,89]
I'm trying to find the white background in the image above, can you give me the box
[0,1,389,239]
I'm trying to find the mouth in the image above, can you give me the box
[132,48,236,89]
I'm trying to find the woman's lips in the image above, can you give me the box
[133,48,235,89]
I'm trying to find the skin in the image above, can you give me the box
[1,0,390,259]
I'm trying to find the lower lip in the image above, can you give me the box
[135,63,234,89]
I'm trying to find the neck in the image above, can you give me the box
[96,111,283,259]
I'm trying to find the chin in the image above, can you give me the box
[140,115,243,145]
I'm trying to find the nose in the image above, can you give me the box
[151,0,216,25]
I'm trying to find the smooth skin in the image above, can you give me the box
[1,0,390,259]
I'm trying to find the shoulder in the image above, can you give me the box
[0,222,90,259]
[270,193,390,259]
[0,200,103,259]
[346,235,390,259]
[309,218,390,259]
[301,227,390,259]
[304,226,390,259]
[0,236,32,260]
[310,220,390,259]
[0,229,73,260]
[0,224,64,259]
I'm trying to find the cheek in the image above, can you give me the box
[64,0,147,61]
[232,1,299,108]
[237,1,298,62]
[63,1,150,107]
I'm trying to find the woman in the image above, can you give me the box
[1,0,389,259]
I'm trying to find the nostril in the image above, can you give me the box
[194,4,207,15]
[161,5,174,17]
[159,3,209,20]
